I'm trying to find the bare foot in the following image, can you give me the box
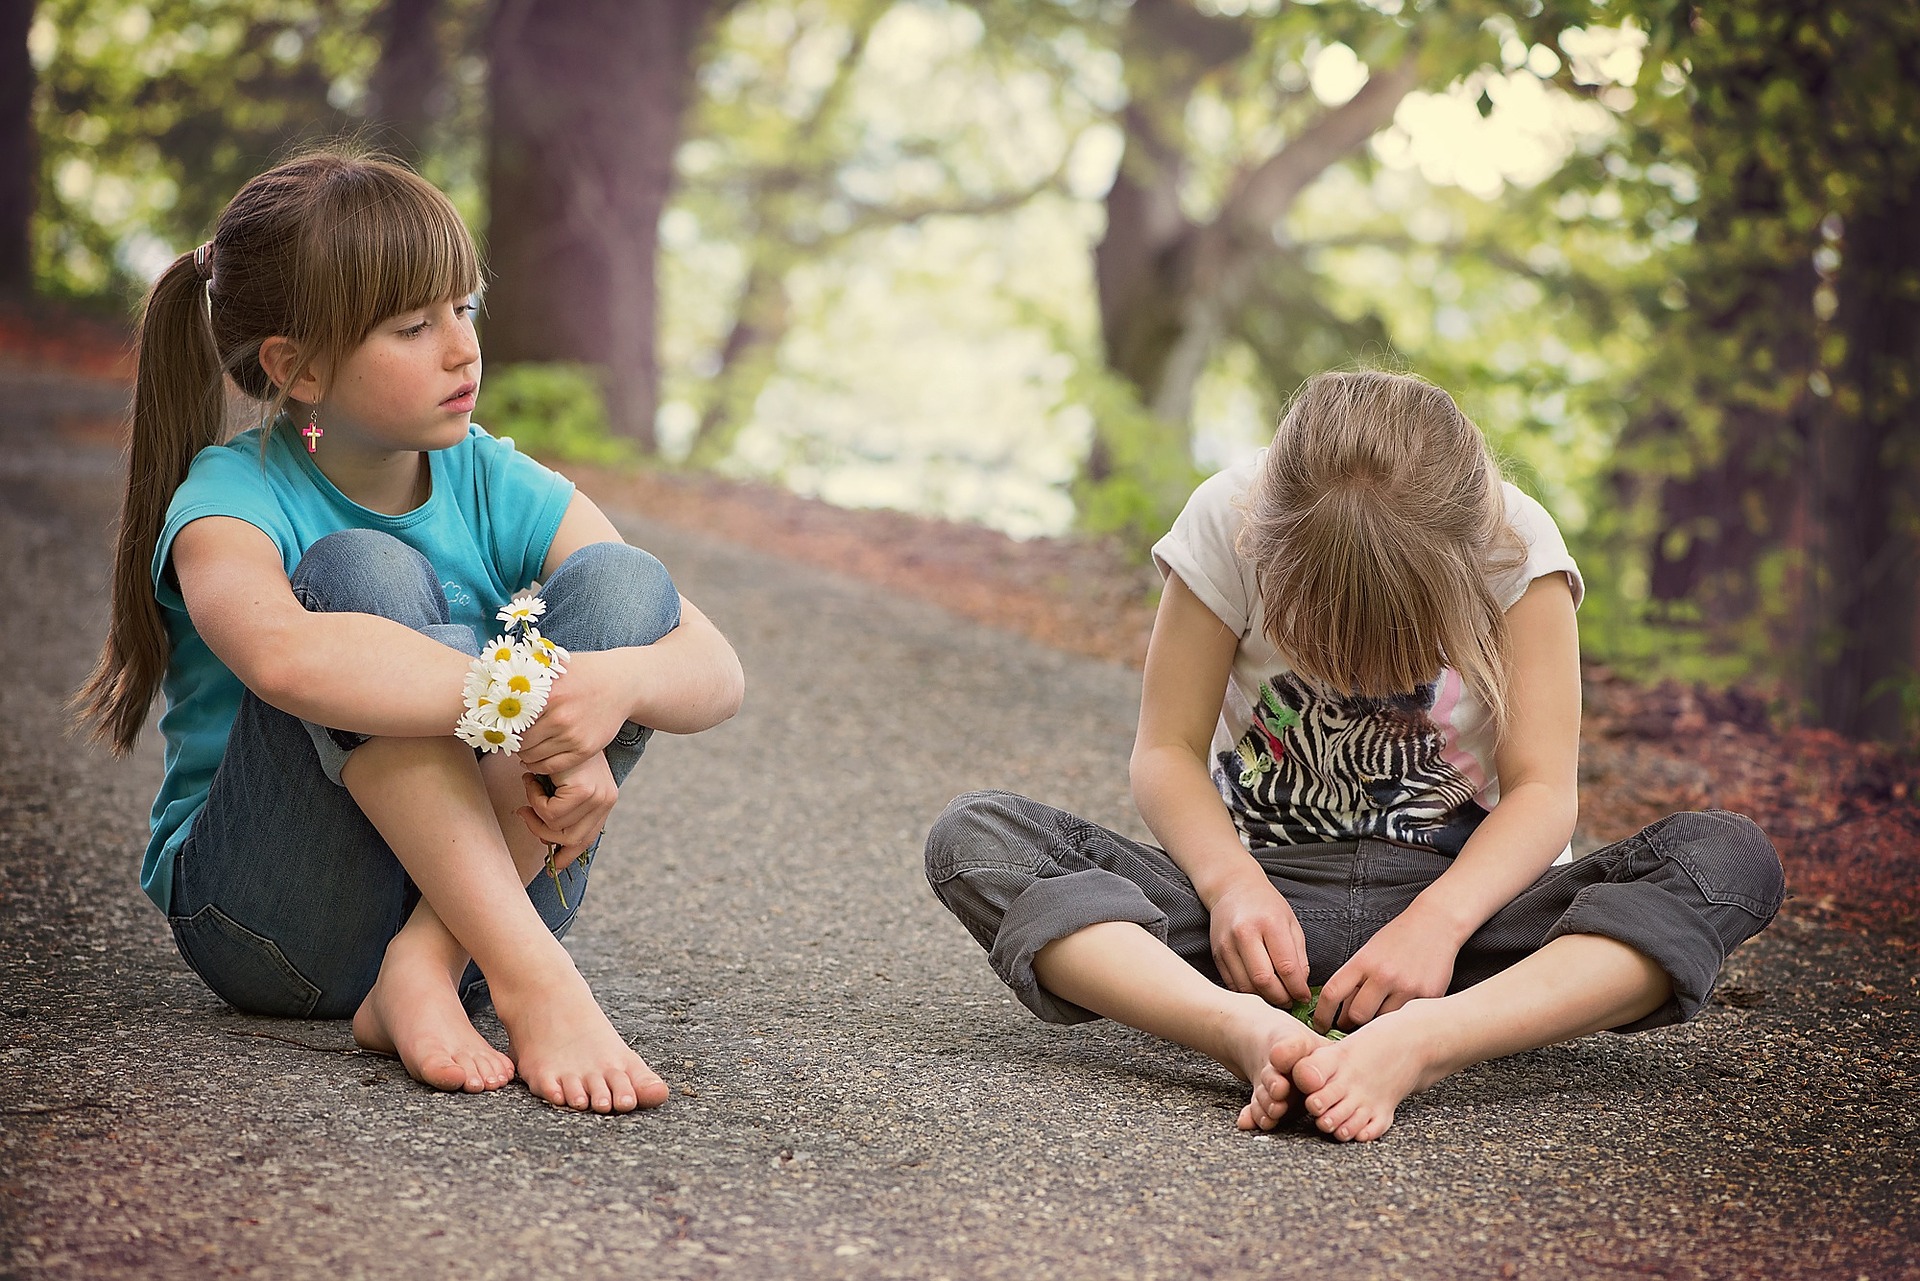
[352,944,515,1094]
[491,965,670,1114]
[1291,999,1454,1142]
[1220,998,1330,1132]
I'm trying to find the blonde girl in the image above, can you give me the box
[76,151,743,1113]
[926,370,1781,1142]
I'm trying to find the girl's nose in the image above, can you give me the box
[448,320,481,367]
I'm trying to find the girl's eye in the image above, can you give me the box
[399,318,430,337]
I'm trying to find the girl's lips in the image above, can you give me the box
[441,384,477,412]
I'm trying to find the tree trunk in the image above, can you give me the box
[1810,177,1920,738]
[485,0,725,450]
[1089,0,1245,478]
[0,0,35,299]
[687,255,790,468]
[365,0,444,169]
[1090,0,1414,478]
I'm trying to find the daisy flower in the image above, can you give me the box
[481,634,519,666]
[463,656,503,705]
[497,651,555,699]
[522,628,569,675]
[455,710,521,754]
[496,594,548,629]
[487,687,544,734]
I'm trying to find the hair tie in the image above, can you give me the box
[192,242,213,283]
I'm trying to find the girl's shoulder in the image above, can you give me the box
[1149,452,1267,638]
[1494,482,1584,610]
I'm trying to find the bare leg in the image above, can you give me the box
[1287,934,1671,1142]
[342,737,668,1113]
[1033,921,1328,1118]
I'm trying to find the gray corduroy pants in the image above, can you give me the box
[925,790,1783,1032]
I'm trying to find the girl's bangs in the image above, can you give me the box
[340,176,482,338]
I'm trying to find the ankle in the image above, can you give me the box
[483,946,590,1013]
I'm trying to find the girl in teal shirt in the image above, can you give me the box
[75,150,744,1114]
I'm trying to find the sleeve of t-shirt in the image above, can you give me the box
[1494,483,1585,611]
[466,425,576,590]
[1150,456,1261,638]
[151,445,299,612]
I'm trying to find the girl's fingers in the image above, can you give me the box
[1241,940,1289,1007]
[1215,946,1248,995]
[1286,916,1312,1003]
[1314,970,1355,1032]
[1342,977,1387,1029]
[1266,923,1312,1005]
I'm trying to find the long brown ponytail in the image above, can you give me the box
[72,147,481,754]
[74,253,226,754]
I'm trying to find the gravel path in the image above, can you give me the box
[1,364,1914,1280]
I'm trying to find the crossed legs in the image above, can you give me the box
[343,736,670,1112]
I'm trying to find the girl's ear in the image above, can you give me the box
[258,336,324,404]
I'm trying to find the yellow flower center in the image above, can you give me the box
[496,696,524,719]
[483,728,507,745]
[507,674,533,694]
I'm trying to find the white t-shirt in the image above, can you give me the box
[1151,453,1584,855]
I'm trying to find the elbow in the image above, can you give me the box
[713,649,746,723]
[244,648,305,716]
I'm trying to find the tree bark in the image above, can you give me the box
[365,0,444,169]
[485,0,727,449]
[1810,176,1920,738]
[0,0,35,299]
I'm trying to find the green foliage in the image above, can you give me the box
[30,0,491,301]
[479,364,639,467]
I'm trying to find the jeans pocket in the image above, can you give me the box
[169,905,323,1017]
[1651,811,1784,921]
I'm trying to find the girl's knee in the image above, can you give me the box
[924,790,1039,885]
[291,530,447,626]
[543,541,681,649]
[1652,809,1784,920]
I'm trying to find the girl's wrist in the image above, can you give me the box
[1400,891,1479,950]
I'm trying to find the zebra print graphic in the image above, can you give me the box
[1213,670,1485,851]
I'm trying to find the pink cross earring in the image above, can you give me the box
[302,405,324,454]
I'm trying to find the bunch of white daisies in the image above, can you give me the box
[455,592,571,753]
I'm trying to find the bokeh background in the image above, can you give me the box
[4,0,1917,743]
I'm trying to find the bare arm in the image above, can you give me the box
[493,489,745,776]
[1394,571,1582,942]
[1131,572,1313,1005]
[173,516,470,735]
[531,490,745,740]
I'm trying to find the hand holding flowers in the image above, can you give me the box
[454,594,569,755]
[512,651,637,776]
[456,592,595,905]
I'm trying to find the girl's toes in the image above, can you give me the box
[1292,1053,1335,1096]
[1317,1096,1362,1136]
[588,1076,614,1114]
[634,1073,669,1109]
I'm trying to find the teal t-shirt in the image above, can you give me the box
[142,421,575,913]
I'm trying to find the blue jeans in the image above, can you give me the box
[167,530,681,1019]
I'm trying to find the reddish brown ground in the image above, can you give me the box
[19,306,1918,945]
